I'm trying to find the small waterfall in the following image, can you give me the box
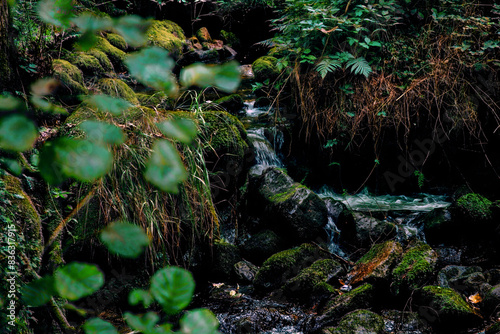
[247,128,284,175]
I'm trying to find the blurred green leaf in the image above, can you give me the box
[30,96,68,115]
[21,276,56,307]
[180,61,241,92]
[180,309,220,334]
[157,118,197,144]
[0,158,22,175]
[83,318,118,334]
[30,78,59,96]
[125,47,177,95]
[79,120,126,145]
[213,61,241,92]
[37,0,75,28]
[38,140,66,185]
[144,139,187,193]
[113,15,150,47]
[0,115,38,152]
[129,289,154,308]
[85,95,133,116]
[125,312,159,333]
[72,12,112,31]
[55,262,104,301]
[150,266,195,315]
[180,63,215,89]
[100,221,150,258]
[0,95,24,111]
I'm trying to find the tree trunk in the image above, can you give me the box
[0,0,12,90]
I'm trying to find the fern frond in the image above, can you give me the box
[346,57,372,78]
[315,58,342,79]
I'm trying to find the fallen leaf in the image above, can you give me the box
[468,293,482,304]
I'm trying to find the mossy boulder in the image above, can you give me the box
[482,284,500,314]
[240,229,284,265]
[454,193,493,221]
[52,59,88,97]
[437,265,485,294]
[87,49,114,72]
[323,309,384,334]
[220,30,239,48]
[421,208,453,244]
[252,56,280,82]
[249,167,328,244]
[106,33,127,51]
[147,20,185,56]
[97,78,139,104]
[253,243,323,291]
[210,241,242,281]
[93,36,126,71]
[348,241,403,287]
[392,242,438,294]
[417,285,482,329]
[196,27,212,43]
[319,283,375,325]
[282,259,344,302]
[341,212,397,248]
[234,260,258,283]
[66,52,105,76]
[215,94,245,114]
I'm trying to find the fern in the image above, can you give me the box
[315,58,341,79]
[346,56,372,78]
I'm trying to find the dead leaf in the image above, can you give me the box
[319,26,338,34]
[468,293,482,304]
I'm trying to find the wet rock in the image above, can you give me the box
[347,241,403,287]
[486,269,500,286]
[323,309,384,334]
[437,265,484,294]
[253,244,323,291]
[391,242,438,295]
[282,259,344,303]
[234,260,259,283]
[240,229,284,265]
[341,212,397,248]
[210,241,242,281]
[421,208,454,244]
[381,310,430,334]
[240,64,254,80]
[215,94,245,114]
[452,192,493,222]
[435,246,462,266]
[483,284,500,314]
[249,167,328,244]
[416,286,482,330]
[319,283,375,326]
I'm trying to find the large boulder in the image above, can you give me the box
[215,94,245,114]
[249,167,328,244]
[147,20,185,57]
[421,208,454,244]
[52,59,88,101]
[210,241,242,281]
[341,212,397,248]
[252,56,280,82]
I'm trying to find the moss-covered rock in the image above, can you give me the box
[93,36,126,70]
[437,265,484,294]
[320,283,375,324]
[136,91,172,109]
[342,212,397,248]
[66,52,105,75]
[348,241,402,286]
[234,260,258,283]
[282,259,344,302]
[483,284,500,314]
[87,49,114,72]
[421,208,454,244]
[106,32,127,51]
[196,27,212,43]
[215,94,244,114]
[210,241,242,281]
[147,20,185,56]
[52,59,88,96]
[417,285,482,329]
[392,242,438,294]
[253,243,323,291]
[324,309,384,334]
[97,78,139,104]
[240,229,284,265]
[455,193,493,221]
[220,30,239,48]
[252,56,280,82]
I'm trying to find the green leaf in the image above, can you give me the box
[156,118,197,144]
[144,139,187,194]
[180,61,241,93]
[180,63,214,89]
[21,276,56,307]
[85,95,133,116]
[72,12,112,32]
[76,32,99,51]
[100,221,150,258]
[125,312,159,333]
[30,96,68,115]
[346,57,372,78]
[0,95,24,111]
[129,289,154,308]
[180,309,220,334]
[150,266,195,315]
[315,58,341,79]
[0,158,22,175]
[213,61,241,93]
[38,140,66,185]
[0,115,38,152]
[83,318,118,334]
[37,0,75,28]
[125,47,177,95]
[113,15,151,47]
[55,262,104,301]
[79,121,126,145]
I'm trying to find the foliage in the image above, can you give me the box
[456,193,493,221]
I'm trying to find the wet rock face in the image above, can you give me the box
[341,212,398,248]
[249,167,328,244]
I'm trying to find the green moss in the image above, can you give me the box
[330,310,384,334]
[220,30,239,47]
[201,110,248,158]
[86,49,114,72]
[196,27,212,43]
[211,240,242,280]
[392,242,437,293]
[421,286,478,314]
[136,91,172,109]
[106,33,127,51]
[456,193,492,220]
[66,52,105,75]
[147,20,185,56]
[252,56,280,82]
[97,78,139,104]
[323,284,375,322]
[215,94,244,113]
[269,183,307,203]
[52,59,88,95]
[93,36,126,70]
